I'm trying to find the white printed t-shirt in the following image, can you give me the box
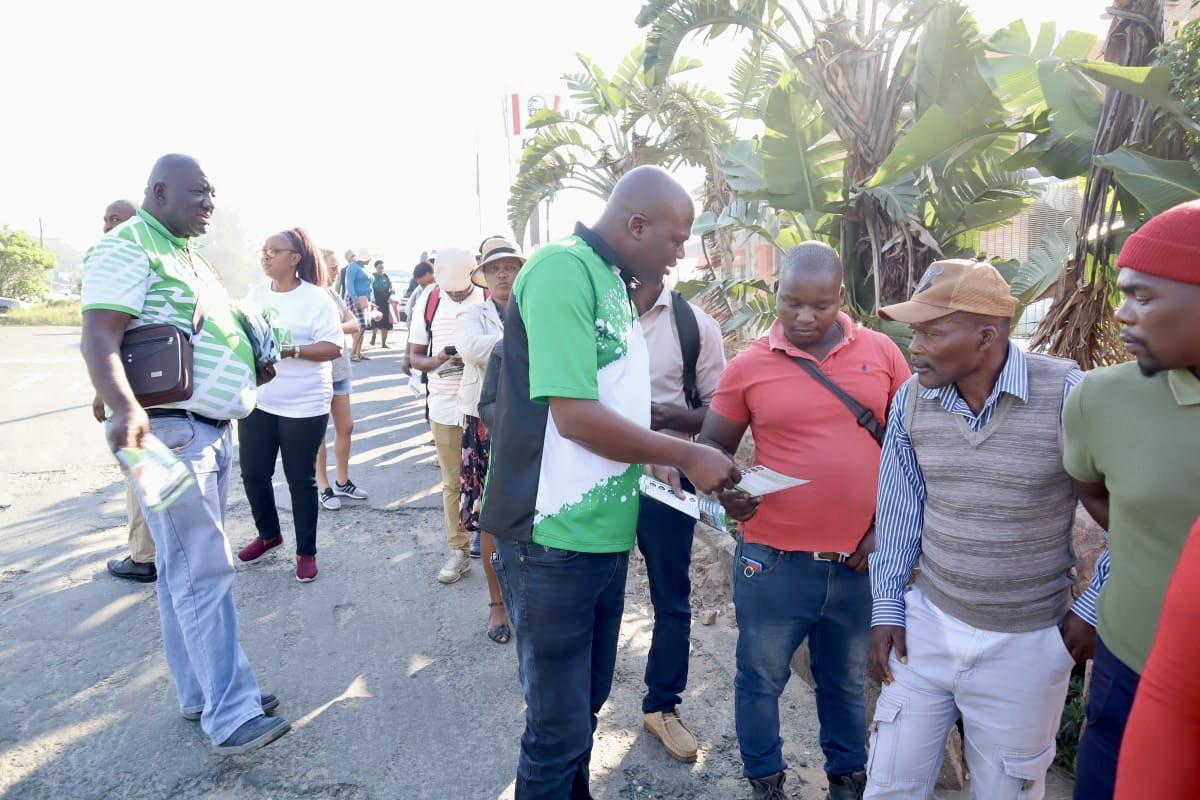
[248,281,343,418]
[408,286,485,426]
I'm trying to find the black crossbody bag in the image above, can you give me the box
[786,355,885,446]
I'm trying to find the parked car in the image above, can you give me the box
[0,297,32,314]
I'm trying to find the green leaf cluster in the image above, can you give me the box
[0,227,57,302]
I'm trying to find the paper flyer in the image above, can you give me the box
[735,465,808,497]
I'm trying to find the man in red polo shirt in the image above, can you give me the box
[700,242,909,800]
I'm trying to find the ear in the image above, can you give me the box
[627,213,647,241]
[977,323,999,350]
[151,181,167,206]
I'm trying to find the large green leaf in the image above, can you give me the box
[859,177,921,222]
[931,157,1032,244]
[868,103,995,187]
[638,0,779,86]
[1095,148,1200,215]
[914,2,1002,120]
[718,138,766,194]
[760,72,844,213]
[1074,60,1200,136]
[1011,218,1076,300]
[1036,59,1103,149]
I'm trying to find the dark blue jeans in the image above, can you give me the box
[493,537,629,800]
[1073,637,1140,800]
[733,538,871,780]
[636,489,695,714]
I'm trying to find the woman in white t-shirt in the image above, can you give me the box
[235,228,344,583]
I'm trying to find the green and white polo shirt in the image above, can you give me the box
[82,209,257,420]
[480,223,651,553]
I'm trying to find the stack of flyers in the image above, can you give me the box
[638,475,737,534]
[116,434,196,513]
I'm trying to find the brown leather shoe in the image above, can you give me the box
[644,709,698,762]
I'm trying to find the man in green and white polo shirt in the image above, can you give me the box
[80,154,289,755]
[481,166,741,798]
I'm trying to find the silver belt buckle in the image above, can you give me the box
[813,551,850,563]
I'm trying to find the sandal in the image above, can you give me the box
[487,601,511,645]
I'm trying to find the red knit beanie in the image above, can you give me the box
[1117,198,1200,285]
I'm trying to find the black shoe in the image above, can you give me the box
[469,531,481,558]
[107,556,156,583]
[750,772,787,800]
[827,771,866,800]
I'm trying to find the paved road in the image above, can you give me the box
[0,326,1072,799]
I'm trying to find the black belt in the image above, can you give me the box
[147,408,230,429]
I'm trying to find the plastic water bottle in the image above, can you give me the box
[116,434,196,512]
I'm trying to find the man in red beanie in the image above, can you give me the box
[1063,198,1200,799]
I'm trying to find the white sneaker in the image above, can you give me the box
[437,551,471,584]
[332,479,368,500]
[320,489,341,510]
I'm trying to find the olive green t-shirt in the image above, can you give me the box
[1063,363,1200,673]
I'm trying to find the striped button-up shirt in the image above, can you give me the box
[869,344,1107,628]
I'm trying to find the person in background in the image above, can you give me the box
[630,266,726,763]
[81,154,288,754]
[401,261,436,377]
[457,235,523,644]
[701,243,909,800]
[93,198,158,585]
[1115,516,1200,800]
[368,259,394,348]
[343,249,372,362]
[1064,198,1200,800]
[407,248,485,584]
[316,249,367,510]
[236,228,343,583]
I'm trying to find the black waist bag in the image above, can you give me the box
[120,323,195,407]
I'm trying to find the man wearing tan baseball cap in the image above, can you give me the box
[864,259,1089,798]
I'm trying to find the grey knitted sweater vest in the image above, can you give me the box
[909,353,1078,633]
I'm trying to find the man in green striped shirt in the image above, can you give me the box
[81,154,289,755]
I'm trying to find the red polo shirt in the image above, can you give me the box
[709,314,909,552]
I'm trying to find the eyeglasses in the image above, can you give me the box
[261,248,297,259]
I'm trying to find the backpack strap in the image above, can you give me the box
[423,287,442,358]
[670,291,702,409]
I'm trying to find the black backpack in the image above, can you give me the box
[670,290,703,410]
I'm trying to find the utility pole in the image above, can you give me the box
[38,218,44,248]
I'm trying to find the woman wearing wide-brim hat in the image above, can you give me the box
[456,235,525,644]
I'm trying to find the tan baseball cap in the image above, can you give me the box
[878,259,1017,324]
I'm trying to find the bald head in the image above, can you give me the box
[776,241,846,350]
[143,153,214,239]
[103,199,139,233]
[779,241,844,286]
[593,166,695,284]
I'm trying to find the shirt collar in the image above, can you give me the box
[137,208,189,249]
[573,222,625,274]
[767,311,858,358]
[1168,368,1200,406]
[920,340,1029,411]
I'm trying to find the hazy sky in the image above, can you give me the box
[1,0,1110,267]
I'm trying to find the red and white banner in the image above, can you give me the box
[505,92,562,138]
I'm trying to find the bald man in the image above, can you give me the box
[481,166,741,799]
[700,242,909,800]
[103,199,138,234]
[92,198,162,584]
[81,154,289,755]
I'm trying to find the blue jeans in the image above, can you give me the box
[142,416,265,744]
[635,492,694,714]
[733,539,871,780]
[493,537,628,800]
[1073,637,1140,800]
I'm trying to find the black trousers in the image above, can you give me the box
[238,407,328,556]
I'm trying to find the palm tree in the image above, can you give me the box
[506,46,731,247]
[638,0,1043,324]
